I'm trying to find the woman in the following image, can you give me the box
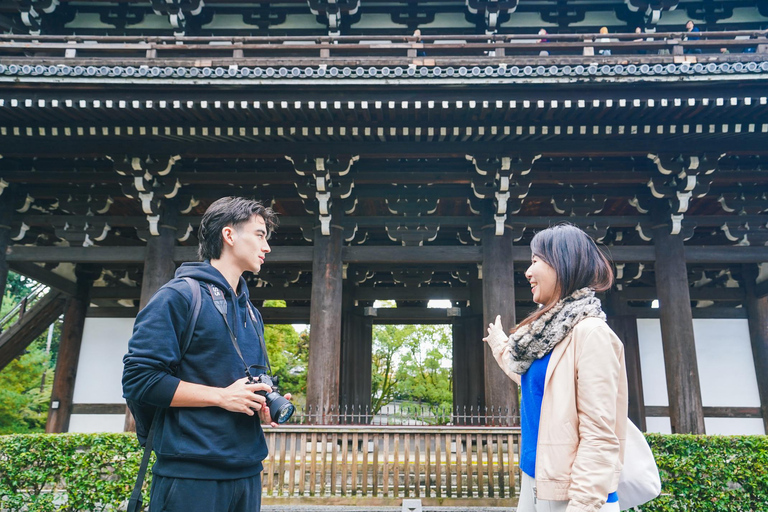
[483,224,628,512]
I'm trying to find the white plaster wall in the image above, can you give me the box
[705,418,765,436]
[692,319,760,407]
[637,318,764,435]
[637,319,668,407]
[69,414,126,433]
[69,317,134,433]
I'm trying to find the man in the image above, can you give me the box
[123,196,289,512]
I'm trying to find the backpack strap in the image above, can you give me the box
[180,277,202,359]
[127,277,201,512]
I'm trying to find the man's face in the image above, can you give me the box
[230,215,271,274]
[686,21,694,30]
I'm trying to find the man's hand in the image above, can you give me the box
[170,379,291,420]
[260,393,292,427]
[217,377,271,416]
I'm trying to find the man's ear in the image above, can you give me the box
[221,225,236,247]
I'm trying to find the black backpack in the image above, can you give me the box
[127,276,202,512]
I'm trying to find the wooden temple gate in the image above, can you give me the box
[1,3,768,505]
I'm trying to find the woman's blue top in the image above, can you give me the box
[519,351,618,504]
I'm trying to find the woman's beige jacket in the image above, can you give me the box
[488,317,628,512]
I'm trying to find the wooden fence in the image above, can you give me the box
[262,425,521,507]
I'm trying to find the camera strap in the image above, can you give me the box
[206,283,271,379]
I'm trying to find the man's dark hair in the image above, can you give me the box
[197,197,278,261]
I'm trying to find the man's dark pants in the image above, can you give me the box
[149,473,262,512]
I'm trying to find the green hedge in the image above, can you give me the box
[0,433,148,512]
[1,432,767,511]
[642,434,768,512]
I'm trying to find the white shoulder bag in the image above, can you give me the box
[617,419,662,510]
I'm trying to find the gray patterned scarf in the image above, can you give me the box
[509,287,605,375]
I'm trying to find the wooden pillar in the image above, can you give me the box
[606,314,646,431]
[139,211,179,310]
[45,264,99,433]
[481,227,518,425]
[339,268,372,422]
[306,225,344,423]
[124,209,178,432]
[742,264,768,434]
[604,293,646,430]
[0,190,14,307]
[452,314,486,424]
[653,226,705,434]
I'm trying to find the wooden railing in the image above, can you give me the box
[0,30,766,67]
[262,425,521,507]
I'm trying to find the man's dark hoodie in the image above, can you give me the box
[122,261,269,480]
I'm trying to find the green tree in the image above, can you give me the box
[0,285,56,434]
[262,300,308,404]
[370,322,453,417]
[394,324,453,409]
[370,324,411,415]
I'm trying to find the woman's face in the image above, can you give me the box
[525,254,559,305]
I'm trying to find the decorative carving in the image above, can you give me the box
[56,194,113,216]
[99,5,145,30]
[243,5,287,29]
[540,2,586,27]
[466,153,539,236]
[624,0,679,30]
[719,191,768,216]
[287,155,359,236]
[551,186,607,216]
[109,154,194,241]
[17,0,59,33]
[307,0,360,35]
[391,268,434,287]
[614,262,645,290]
[465,0,518,32]
[390,7,435,29]
[385,220,440,246]
[646,153,724,236]
[150,0,205,36]
[54,219,112,247]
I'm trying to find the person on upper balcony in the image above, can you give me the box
[684,20,702,54]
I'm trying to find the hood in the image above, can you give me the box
[174,261,251,304]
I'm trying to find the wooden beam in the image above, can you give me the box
[9,262,78,296]
[355,287,470,302]
[73,282,753,303]
[306,225,344,423]
[653,225,705,434]
[5,244,766,265]
[5,139,768,159]
[0,290,66,372]
[645,406,763,418]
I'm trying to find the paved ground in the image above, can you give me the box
[263,507,513,512]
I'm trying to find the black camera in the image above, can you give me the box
[251,374,295,424]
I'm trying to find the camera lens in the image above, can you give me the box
[267,393,295,424]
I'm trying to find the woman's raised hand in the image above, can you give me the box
[482,314,505,343]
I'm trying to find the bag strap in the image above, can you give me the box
[205,282,272,379]
[127,278,202,512]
